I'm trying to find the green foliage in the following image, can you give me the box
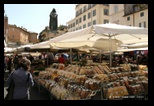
[58,25,67,30]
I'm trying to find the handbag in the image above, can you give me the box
[4,79,15,100]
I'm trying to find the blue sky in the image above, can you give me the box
[4,4,76,34]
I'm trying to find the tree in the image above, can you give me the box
[58,25,65,30]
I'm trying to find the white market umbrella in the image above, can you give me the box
[48,23,148,67]
[89,23,148,66]
[120,42,148,49]
[117,47,148,52]
[4,47,17,53]
[29,40,50,49]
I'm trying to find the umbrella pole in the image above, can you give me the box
[99,50,101,63]
[70,48,72,64]
[47,49,48,67]
[109,35,112,67]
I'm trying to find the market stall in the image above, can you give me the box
[32,62,148,100]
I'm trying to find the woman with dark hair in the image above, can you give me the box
[6,58,34,100]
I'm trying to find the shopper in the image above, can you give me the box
[4,55,7,73]
[4,55,8,82]
[118,55,123,64]
[58,54,65,64]
[136,51,143,65]
[6,58,34,100]
[47,52,55,66]
[13,54,19,70]
[7,57,12,74]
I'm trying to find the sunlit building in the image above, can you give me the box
[109,4,148,28]
[4,10,38,48]
[67,4,110,32]
[7,24,38,47]
[4,11,8,47]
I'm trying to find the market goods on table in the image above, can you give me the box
[33,63,148,100]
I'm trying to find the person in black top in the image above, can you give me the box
[118,55,123,64]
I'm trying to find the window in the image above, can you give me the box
[114,5,118,13]
[139,22,146,28]
[70,24,72,28]
[104,19,109,24]
[80,8,82,14]
[93,9,96,16]
[33,35,35,39]
[140,12,144,17]
[88,12,91,19]
[88,22,91,27]
[88,4,91,9]
[127,16,130,21]
[79,17,82,23]
[103,4,109,6]
[73,22,75,27]
[83,24,86,28]
[83,15,86,21]
[12,28,14,32]
[104,9,109,15]
[76,28,78,30]
[83,5,87,12]
[76,11,78,17]
[93,20,96,25]
[134,6,139,12]
[76,19,78,24]
[92,4,96,7]
[79,26,82,30]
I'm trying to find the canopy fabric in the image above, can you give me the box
[120,42,148,49]
[94,23,148,35]
[28,27,92,50]
[49,26,93,42]
[49,38,122,51]
[30,40,50,49]
[49,41,93,48]
[117,47,148,52]
[93,23,148,44]
[48,23,148,50]
[27,23,148,53]
[4,47,17,53]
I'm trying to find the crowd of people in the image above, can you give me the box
[112,51,148,67]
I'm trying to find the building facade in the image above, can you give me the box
[109,4,148,28]
[67,4,109,32]
[4,14,8,45]
[29,32,38,43]
[4,10,38,48]
[6,24,38,47]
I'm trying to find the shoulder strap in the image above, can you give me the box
[27,73,30,82]
[11,71,15,77]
